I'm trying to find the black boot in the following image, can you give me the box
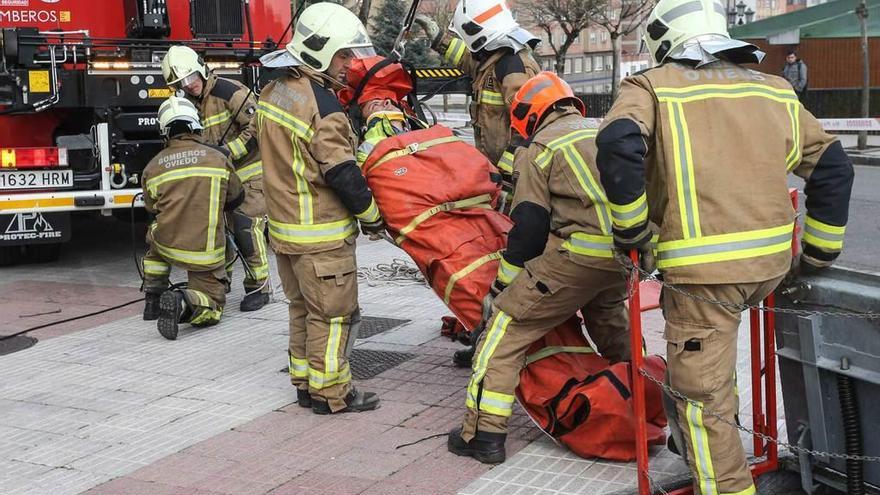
[157,290,185,341]
[296,388,312,408]
[453,345,476,368]
[312,388,380,415]
[447,427,506,464]
[143,292,161,321]
[240,291,269,312]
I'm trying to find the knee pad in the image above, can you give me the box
[229,210,256,258]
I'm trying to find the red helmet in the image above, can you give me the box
[510,71,585,138]
[337,55,413,108]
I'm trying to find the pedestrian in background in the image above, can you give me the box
[783,50,808,101]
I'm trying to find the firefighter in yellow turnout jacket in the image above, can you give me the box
[162,46,270,312]
[142,97,245,341]
[448,72,631,465]
[595,1,854,493]
[415,0,539,209]
[256,3,383,414]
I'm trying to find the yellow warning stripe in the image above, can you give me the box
[0,197,74,211]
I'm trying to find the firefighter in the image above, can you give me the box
[414,0,540,210]
[255,2,383,414]
[595,0,854,492]
[141,97,245,340]
[448,72,631,464]
[336,55,425,166]
[161,45,270,312]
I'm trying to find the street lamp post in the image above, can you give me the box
[728,0,755,26]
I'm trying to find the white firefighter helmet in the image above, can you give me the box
[643,0,732,64]
[450,0,519,52]
[280,2,375,72]
[161,45,207,87]
[157,96,203,137]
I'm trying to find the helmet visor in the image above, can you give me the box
[349,46,376,58]
[170,71,201,90]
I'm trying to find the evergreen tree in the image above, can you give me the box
[369,0,438,67]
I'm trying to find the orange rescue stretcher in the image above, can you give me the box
[627,189,799,494]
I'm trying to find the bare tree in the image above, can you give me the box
[591,0,654,98]
[519,0,600,75]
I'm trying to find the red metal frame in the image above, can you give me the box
[628,189,799,495]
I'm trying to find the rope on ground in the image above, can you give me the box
[358,258,427,287]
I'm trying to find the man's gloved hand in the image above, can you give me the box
[614,241,656,279]
[413,14,441,46]
[783,250,832,287]
[359,218,387,241]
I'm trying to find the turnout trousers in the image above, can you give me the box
[142,245,227,326]
[225,175,270,293]
[460,247,631,442]
[276,240,359,412]
[661,277,784,495]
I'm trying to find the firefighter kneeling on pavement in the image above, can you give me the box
[141,96,245,341]
[161,45,270,312]
[448,72,631,464]
[595,0,854,493]
[256,2,384,414]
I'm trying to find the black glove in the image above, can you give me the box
[783,250,832,287]
[614,241,656,279]
[359,218,387,240]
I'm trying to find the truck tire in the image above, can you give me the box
[0,246,24,266]
[27,243,62,263]
[755,469,805,495]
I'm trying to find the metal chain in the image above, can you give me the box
[622,260,880,319]
[640,370,880,463]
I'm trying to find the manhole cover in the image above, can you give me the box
[0,335,38,356]
[350,348,416,380]
[357,316,410,339]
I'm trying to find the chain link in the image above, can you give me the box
[622,261,880,319]
[639,370,880,463]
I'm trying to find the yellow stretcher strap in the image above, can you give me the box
[443,251,502,305]
[366,136,461,174]
[395,194,493,244]
[525,346,596,365]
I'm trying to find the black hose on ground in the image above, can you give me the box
[837,372,865,495]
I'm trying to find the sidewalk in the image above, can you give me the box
[0,237,780,495]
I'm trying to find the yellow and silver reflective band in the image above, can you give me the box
[206,176,221,251]
[668,100,702,239]
[467,312,514,415]
[496,150,514,175]
[785,102,801,171]
[444,251,502,304]
[563,232,614,258]
[145,167,229,197]
[686,401,718,495]
[657,223,794,269]
[236,161,262,181]
[268,217,358,244]
[256,101,315,141]
[150,223,226,266]
[480,90,504,106]
[290,138,314,224]
[324,316,345,382]
[444,37,467,66]
[535,129,598,169]
[559,144,613,234]
[143,259,171,276]
[723,485,756,495]
[227,136,247,159]
[190,307,223,325]
[288,354,309,378]
[248,217,270,281]
[465,387,515,417]
[654,83,799,104]
[610,192,649,229]
[496,257,522,285]
[355,198,381,223]
[203,110,231,129]
[803,215,845,251]
[308,362,351,389]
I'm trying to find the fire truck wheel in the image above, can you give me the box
[0,246,24,266]
[755,469,806,495]
[27,243,61,264]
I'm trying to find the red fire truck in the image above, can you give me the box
[0,0,291,265]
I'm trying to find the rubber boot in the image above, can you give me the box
[240,291,269,312]
[453,345,476,368]
[157,290,185,341]
[447,426,506,464]
[296,388,312,408]
[311,388,380,415]
[143,292,161,321]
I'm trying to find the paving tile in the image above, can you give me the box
[267,471,376,495]
[84,478,201,495]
